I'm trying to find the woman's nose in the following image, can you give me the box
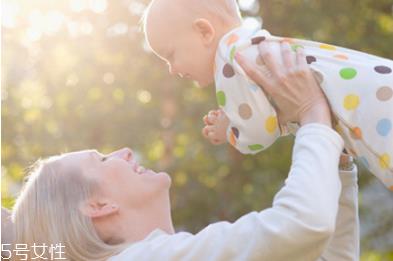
[112,148,133,161]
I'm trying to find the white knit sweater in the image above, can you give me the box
[109,124,359,261]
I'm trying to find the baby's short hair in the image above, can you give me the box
[195,0,242,23]
[141,0,242,33]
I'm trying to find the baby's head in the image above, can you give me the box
[143,0,242,87]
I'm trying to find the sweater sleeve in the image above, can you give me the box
[109,123,344,261]
[318,166,360,261]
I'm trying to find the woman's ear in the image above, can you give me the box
[80,200,119,219]
[193,18,216,45]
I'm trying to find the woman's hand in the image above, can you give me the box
[202,109,229,145]
[235,41,332,127]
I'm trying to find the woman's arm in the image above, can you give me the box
[319,160,360,261]
[109,41,343,261]
[110,124,343,261]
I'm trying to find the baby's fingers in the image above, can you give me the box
[203,115,210,125]
[207,111,219,124]
[207,132,222,145]
[202,126,210,139]
[202,125,216,138]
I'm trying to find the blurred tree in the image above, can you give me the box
[2,0,393,259]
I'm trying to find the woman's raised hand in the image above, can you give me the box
[235,41,332,127]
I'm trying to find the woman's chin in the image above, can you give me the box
[156,172,172,188]
[144,170,171,188]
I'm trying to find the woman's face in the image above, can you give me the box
[61,148,172,210]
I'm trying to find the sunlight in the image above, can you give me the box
[70,0,107,13]
[70,0,89,13]
[1,1,20,28]
[89,0,107,13]
[137,89,152,104]
[66,20,93,37]
[238,0,255,11]
[107,23,128,37]
[24,9,65,43]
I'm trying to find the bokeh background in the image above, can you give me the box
[2,0,393,260]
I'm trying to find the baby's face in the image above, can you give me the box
[146,19,216,87]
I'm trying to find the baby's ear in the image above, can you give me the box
[193,18,215,45]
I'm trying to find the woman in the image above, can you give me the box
[11,43,358,260]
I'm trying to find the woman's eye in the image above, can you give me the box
[101,156,108,162]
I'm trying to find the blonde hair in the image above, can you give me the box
[141,0,242,33]
[11,155,129,261]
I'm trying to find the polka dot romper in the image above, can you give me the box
[215,25,393,190]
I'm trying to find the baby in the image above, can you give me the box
[143,0,393,189]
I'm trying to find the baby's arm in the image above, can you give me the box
[318,154,359,261]
[202,109,230,145]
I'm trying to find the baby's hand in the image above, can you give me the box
[202,109,230,145]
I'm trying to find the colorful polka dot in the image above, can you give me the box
[376,118,392,137]
[379,153,390,169]
[350,127,362,139]
[249,85,259,92]
[340,68,357,80]
[238,103,253,120]
[334,54,349,60]
[251,36,266,45]
[248,144,264,151]
[223,63,235,78]
[374,65,392,74]
[231,127,239,139]
[343,94,360,110]
[265,116,278,134]
[376,86,393,101]
[320,44,336,51]
[226,34,239,46]
[216,91,226,107]
[306,56,317,64]
[291,44,304,52]
[229,130,237,146]
[230,46,237,63]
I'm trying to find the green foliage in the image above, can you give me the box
[2,0,393,257]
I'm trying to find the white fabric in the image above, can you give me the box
[109,124,350,261]
[319,166,359,261]
[214,25,393,188]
